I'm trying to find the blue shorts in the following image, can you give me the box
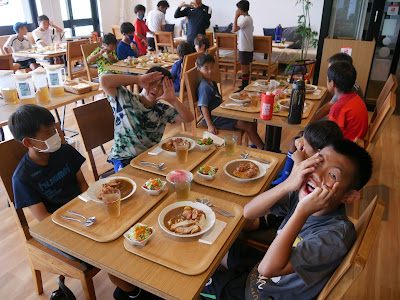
[110,158,133,173]
[200,116,238,131]
[16,58,36,68]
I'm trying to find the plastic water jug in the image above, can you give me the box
[31,67,50,104]
[13,73,37,104]
[0,70,18,104]
[45,65,66,96]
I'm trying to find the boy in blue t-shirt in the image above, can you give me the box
[117,22,140,60]
[171,42,194,93]
[9,105,158,300]
[196,53,264,149]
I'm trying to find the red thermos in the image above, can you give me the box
[260,92,274,120]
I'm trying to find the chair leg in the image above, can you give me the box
[181,122,187,132]
[100,145,106,155]
[79,273,97,300]
[32,268,44,295]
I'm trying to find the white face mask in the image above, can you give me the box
[30,132,62,153]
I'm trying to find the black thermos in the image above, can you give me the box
[288,80,306,124]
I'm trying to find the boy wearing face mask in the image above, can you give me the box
[9,104,87,221]
[117,22,140,60]
[134,4,152,55]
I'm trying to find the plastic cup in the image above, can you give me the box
[175,143,189,163]
[174,177,191,202]
[224,134,238,156]
[102,189,121,219]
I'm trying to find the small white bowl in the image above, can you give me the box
[124,223,155,246]
[197,143,212,151]
[141,180,166,196]
[197,169,218,180]
[166,169,194,184]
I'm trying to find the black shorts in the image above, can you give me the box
[239,51,253,65]
[17,58,36,68]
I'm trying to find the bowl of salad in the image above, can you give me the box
[124,223,154,246]
[197,137,213,151]
[197,165,218,180]
[142,178,166,195]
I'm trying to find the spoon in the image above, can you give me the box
[67,210,96,222]
[61,215,95,227]
[140,161,167,170]
[241,151,270,164]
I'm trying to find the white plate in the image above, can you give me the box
[229,93,251,103]
[305,84,318,94]
[159,136,196,155]
[158,201,216,238]
[223,159,267,182]
[255,79,269,86]
[86,176,137,203]
[277,99,310,110]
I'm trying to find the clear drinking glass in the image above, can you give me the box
[174,177,191,202]
[224,134,238,156]
[175,143,189,163]
[102,189,121,219]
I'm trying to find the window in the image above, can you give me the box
[0,0,37,35]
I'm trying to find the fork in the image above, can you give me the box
[196,198,234,217]
[241,151,271,164]
[140,161,167,171]
[67,210,96,222]
[61,215,95,227]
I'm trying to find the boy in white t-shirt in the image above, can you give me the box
[3,22,40,71]
[146,1,169,51]
[233,0,254,91]
[32,15,64,48]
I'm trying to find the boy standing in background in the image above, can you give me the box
[233,0,253,91]
[134,4,152,55]
[146,1,169,51]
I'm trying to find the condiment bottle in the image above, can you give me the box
[260,92,274,120]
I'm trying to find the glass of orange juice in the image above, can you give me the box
[102,189,121,219]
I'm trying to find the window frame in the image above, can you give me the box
[0,0,38,36]
[62,0,100,37]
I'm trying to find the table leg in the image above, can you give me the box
[0,127,5,142]
[272,127,282,153]
[264,125,274,151]
[264,125,282,153]
[49,57,55,65]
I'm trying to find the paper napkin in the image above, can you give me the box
[203,132,224,146]
[199,219,227,245]
[148,146,162,155]
[313,89,322,95]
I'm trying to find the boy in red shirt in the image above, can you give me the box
[327,62,368,141]
[133,4,152,55]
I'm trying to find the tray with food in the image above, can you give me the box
[64,80,92,94]
[193,147,279,196]
[220,100,260,113]
[228,91,259,103]
[130,136,216,176]
[123,191,243,275]
[273,99,314,118]
[51,173,168,242]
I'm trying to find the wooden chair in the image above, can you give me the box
[207,45,219,64]
[67,39,89,80]
[154,31,175,53]
[249,36,279,82]
[317,196,385,299]
[0,35,11,54]
[215,33,240,87]
[184,66,245,143]
[206,31,214,47]
[110,25,123,39]
[73,98,114,181]
[0,54,13,70]
[81,42,102,83]
[0,124,99,299]
[371,74,398,125]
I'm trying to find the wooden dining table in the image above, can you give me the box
[213,86,327,152]
[29,143,285,300]
[13,48,67,65]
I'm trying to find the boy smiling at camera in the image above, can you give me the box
[201,139,372,300]
[100,67,194,172]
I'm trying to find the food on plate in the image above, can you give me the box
[237,91,250,100]
[198,165,218,176]
[197,137,213,145]
[279,78,286,85]
[97,178,133,199]
[138,62,147,67]
[233,162,259,178]
[164,206,206,234]
[161,138,191,152]
[273,104,281,113]
[143,178,164,190]
[126,224,153,242]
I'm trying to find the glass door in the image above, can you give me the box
[59,0,99,38]
[364,1,400,104]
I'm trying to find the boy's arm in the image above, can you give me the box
[136,32,147,45]
[87,48,106,64]
[28,203,51,222]
[244,154,321,220]
[258,182,339,278]
[130,42,140,57]
[100,72,164,99]
[233,10,241,32]
[76,170,88,192]
[50,21,64,34]
[310,101,334,122]
[200,106,218,134]
[175,5,188,18]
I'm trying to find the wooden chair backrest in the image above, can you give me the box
[73,98,114,180]
[0,54,13,70]
[80,42,101,82]
[154,31,175,53]
[179,51,202,100]
[0,35,11,54]
[366,91,396,153]
[317,195,385,300]
[253,35,272,65]
[184,66,204,133]
[206,31,214,47]
[216,33,237,50]
[67,39,88,79]
[0,124,65,242]
[207,45,218,58]
[111,25,123,39]
[371,74,398,124]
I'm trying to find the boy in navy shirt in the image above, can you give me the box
[117,22,140,60]
[171,42,193,93]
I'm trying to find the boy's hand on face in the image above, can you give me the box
[295,137,305,151]
[190,1,198,8]
[207,125,218,135]
[235,9,241,18]
[292,149,306,164]
[138,72,164,91]
[100,48,107,54]
[157,78,176,102]
[49,21,55,27]
[297,182,339,216]
[283,153,321,192]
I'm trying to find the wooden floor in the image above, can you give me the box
[0,80,399,299]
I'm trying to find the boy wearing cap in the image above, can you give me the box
[3,22,40,72]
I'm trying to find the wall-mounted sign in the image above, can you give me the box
[341,46,352,56]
